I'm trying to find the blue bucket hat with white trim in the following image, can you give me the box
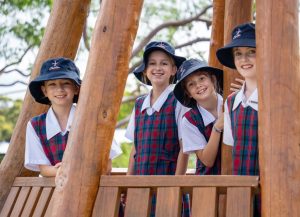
[29,57,81,104]
[216,22,256,69]
[133,41,186,85]
[174,59,223,108]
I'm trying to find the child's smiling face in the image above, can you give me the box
[233,47,256,80]
[144,50,177,88]
[184,71,216,103]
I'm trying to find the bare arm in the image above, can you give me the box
[175,140,189,175]
[39,162,61,177]
[127,145,136,175]
[195,113,224,167]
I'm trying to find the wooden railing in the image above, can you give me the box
[0,175,259,217]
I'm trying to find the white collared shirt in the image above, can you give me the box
[223,84,258,146]
[25,105,122,171]
[181,94,223,153]
[125,85,190,141]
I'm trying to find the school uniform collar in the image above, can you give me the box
[46,105,76,140]
[197,93,223,126]
[233,83,258,111]
[141,85,173,112]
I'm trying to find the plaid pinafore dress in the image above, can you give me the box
[227,93,260,216]
[133,92,190,217]
[184,107,221,175]
[31,113,68,165]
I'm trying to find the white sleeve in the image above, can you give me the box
[124,107,135,142]
[223,99,234,146]
[109,138,123,159]
[24,121,51,171]
[181,117,208,154]
[175,101,190,140]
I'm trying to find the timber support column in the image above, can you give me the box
[257,0,300,216]
[221,0,253,175]
[51,0,144,216]
[0,0,90,210]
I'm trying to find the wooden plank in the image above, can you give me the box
[0,187,20,217]
[192,187,217,217]
[21,187,42,217]
[124,188,151,217]
[226,187,252,217]
[0,0,90,210]
[92,187,120,217]
[10,186,31,216]
[44,195,54,217]
[100,175,259,188]
[32,187,53,217]
[257,0,300,217]
[155,187,181,217]
[13,177,55,187]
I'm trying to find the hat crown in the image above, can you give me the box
[144,41,175,55]
[40,57,80,77]
[177,58,207,80]
[231,23,255,40]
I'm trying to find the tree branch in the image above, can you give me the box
[131,5,212,58]
[0,81,28,87]
[0,45,33,73]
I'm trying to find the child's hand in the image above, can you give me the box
[214,112,224,131]
[230,78,244,93]
[54,162,62,168]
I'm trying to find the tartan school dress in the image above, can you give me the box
[134,92,190,217]
[30,113,68,165]
[226,93,260,216]
[184,107,221,175]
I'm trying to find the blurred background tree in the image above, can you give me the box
[0,0,215,168]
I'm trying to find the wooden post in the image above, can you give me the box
[208,0,225,68]
[50,0,143,216]
[256,0,300,216]
[0,0,90,210]
[221,0,253,176]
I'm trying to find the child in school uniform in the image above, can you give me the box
[125,41,190,216]
[173,59,223,175]
[216,22,260,215]
[24,57,122,177]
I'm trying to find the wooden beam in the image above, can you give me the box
[256,0,300,216]
[50,0,144,216]
[0,0,90,210]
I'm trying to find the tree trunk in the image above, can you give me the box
[256,0,300,216]
[0,0,90,210]
[50,0,144,216]
[221,0,253,176]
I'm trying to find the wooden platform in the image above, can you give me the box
[0,175,259,217]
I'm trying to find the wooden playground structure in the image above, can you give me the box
[0,0,299,216]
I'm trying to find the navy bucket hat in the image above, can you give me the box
[174,59,223,108]
[133,41,186,85]
[29,57,81,104]
[216,22,256,69]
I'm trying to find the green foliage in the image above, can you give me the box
[112,142,132,168]
[117,91,135,124]
[0,96,22,142]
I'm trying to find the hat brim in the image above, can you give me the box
[29,71,81,104]
[216,39,256,69]
[174,65,223,108]
[133,48,186,85]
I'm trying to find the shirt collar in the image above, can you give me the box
[197,93,223,126]
[141,85,173,112]
[46,105,76,140]
[233,83,258,111]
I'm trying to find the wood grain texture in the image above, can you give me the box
[124,188,151,217]
[256,0,300,216]
[0,0,90,210]
[192,187,217,217]
[155,187,181,217]
[226,187,252,217]
[50,0,144,216]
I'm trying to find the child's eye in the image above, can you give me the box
[234,52,242,57]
